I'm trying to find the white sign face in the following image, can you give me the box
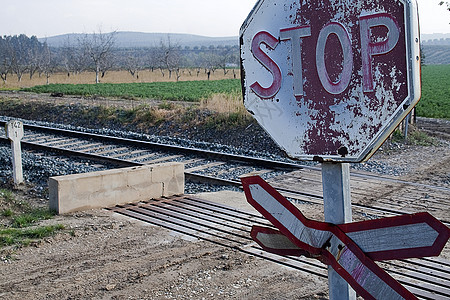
[240,0,421,162]
[5,120,24,185]
[6,120,24,142]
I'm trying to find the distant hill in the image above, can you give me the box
[40,31,449,64]
[422,45,450,64]
[420,34,450,64]
[40,31,239,48]
[421,33,450,45]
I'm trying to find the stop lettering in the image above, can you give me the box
[240,0,421,162]
[251,13,400,98]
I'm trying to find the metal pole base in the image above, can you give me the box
[322,162,356,300]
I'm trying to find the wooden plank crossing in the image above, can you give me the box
[108,196,450,300]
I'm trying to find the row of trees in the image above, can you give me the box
[117,40,239,81]
[0,35,53,83]
[0,32,240,84]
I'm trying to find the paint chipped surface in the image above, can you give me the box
[249,184,332,248]
[333,236,405,299]
[240,0,421,162]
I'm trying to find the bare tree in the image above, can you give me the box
[0,35,51,83]
[5,35,31,82]
[125,54,143,79]
[60,38,73,76]
[0,36,12,83]
[99,50,115,79]
[80,30,117,83]
[27,36,43,79]
[146,47,159,73]
[199,51,219,79]
[217,46,238,75]
[156,36,181,81]
[60,37,89,76]
[39,42,56,84]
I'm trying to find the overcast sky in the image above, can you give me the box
[1,0,449,38]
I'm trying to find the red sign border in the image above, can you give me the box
[341,212,450,261]
[251,225,311,257]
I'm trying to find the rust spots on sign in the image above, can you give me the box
[240,0,420,162]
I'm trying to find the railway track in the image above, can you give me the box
[1,121,448,222]
[1,120,449,298]
[0,121,298,184]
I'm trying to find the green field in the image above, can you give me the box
[418,65,450,120]
[21,66,450,120]
[22,79,242,102]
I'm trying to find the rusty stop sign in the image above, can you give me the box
[240,0,421,162]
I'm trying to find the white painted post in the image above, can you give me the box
[321,162,356,300]
[5,120,24,185]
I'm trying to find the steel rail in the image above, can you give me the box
[0,135,245,187]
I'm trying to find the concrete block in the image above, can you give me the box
[48,178,60,212]
[49,178,74,212]
[48,163,184,214]
[163,164,185,196]
[126,167,152,187]
[75,174,103,195]
[151,163,177,182]
[101,171,127,191]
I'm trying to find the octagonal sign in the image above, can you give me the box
[240,0,421,162]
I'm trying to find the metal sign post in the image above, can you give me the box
[240,0,423,298]
[322,163,355,299]
[5,120,24,185]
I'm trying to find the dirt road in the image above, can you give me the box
[0,201,329,300]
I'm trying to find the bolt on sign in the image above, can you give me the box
[240,0,421,162]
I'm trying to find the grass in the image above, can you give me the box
[2,209,13,217]
[21,79,241,102]
[1,66,447,137]
[13,65,447,120]
[200,92,247,115]
[0,87,18,91]
[200,93,252,129]
[0,189,15,203]
[2,79,252,131]
[11,208,55,228]
[0,225,65,247]
[390,126,440,146]
[0,188,64,251]
[418,65,450,120]
[408,130,440,146]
